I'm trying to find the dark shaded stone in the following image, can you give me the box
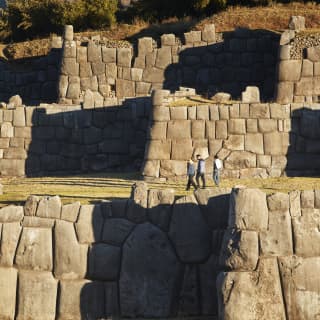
[102,218,135,246]
[119,223,182,318]
[169,195,211,263]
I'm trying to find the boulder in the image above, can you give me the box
[75,204,103,243]
[160,160,186,177]
[289,16,305,31]
[17,271,58,320]
[88,244,121,280]
[223,135,244,151]
[210,92,231,103]
[142,160,160,177]
[228,119,246,134]
[171,139,193,160]
[54,220,88,279]
[0,267,17,320]
[7,95,22,109]
[119,223,181,318]
[169,195,211,263]
[15,227,53,271]
[224,151,256,169]
[278,60,302,81]
[245,133,264,154]
[145,140,171,160]
[167,120,191,139]
[228,188,268,231]
[264,132,289,155]
[267,192,290,211]
[219,229,259,270]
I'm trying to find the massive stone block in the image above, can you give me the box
[194,188,231,229]
[260,210,293,256]
[54,220,88,279]
[217,258,286,320]
[148,188,175,231]
[264,132,289,155]
[171,139,193,160]
[75,204,104,243]
[278,60,302,81]
[0,222,22,266]
[228,119,246,134]
[245,133,264,154]
[57,280,106,320]
[223,135,244,151]
[102,218,135,246]
[17,271,58,320]
[228,188,268,231]
[219,229,259,270]
[15,227,53,271]
[0,267,17,320]
[160,160,186,177]
[61,201,80,222]
[145,140,171,160]
[156,47,172,69]
[167,120,191,139]
[119,223,181,318]
[278,256,320,320]
[292,209,320,256]
[36,196,61,219]
[0,205,23,222]
[224,151,256,169]
[169,195,211,263]
[88,243,121,280]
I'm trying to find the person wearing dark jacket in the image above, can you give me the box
[186,159,197,190]
[196,154,206,189]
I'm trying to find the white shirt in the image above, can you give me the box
[214,158,222,170]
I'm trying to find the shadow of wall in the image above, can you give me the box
[25,97,151,176]
[0,47,62,105]
[74,186,230,319]
[286,107,320,177]
[164,29,280,101]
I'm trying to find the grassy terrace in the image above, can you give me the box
[1,173,320,207]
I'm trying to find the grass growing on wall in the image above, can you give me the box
[1,174,320,206]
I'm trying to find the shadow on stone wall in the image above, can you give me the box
[286,107,320,177]
[164,29,280,101]
[72,186,230,319]
[24,97,151,176]
[0,47,61,105]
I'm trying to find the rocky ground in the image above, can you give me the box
[1,174,320,206]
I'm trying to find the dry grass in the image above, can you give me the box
[1,173,320,207]
[5,2,320,60]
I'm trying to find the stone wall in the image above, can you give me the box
[58,25,279,106]
[275,17,320,103]
[0,37,62,105]
[142,89,320,180]
[0,183,318,319]
[0,98,150,176]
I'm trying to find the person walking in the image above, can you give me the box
[214,155,222,187]
[186,159,197,191]
[196,154,206,189]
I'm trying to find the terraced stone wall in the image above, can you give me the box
[0,184,318,319]
[0,37,62,105]
[0,99,150,176]
[58,24,279,106]
[143,90,320,180]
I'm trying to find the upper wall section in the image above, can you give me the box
[58,25,280,106]
[275,16,320,103]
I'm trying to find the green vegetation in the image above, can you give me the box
[1,174,320,206]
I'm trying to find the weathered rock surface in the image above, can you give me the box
[169,195,211,263]
[88,243,121,280]
[15,227,53,271]
[228,188,268,231]
[119,223,181,318]
[0,205,23,222]
[0,267,17,320]
[17,271,58,320]
[217,258,286,320]
[57,280,106,320]
[102,218,135,246]
[37,196,61,219]
[54,220,88,279]
[219,229,259,270]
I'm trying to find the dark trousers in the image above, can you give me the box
[186,175,197,190]
[196,172,206,188]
